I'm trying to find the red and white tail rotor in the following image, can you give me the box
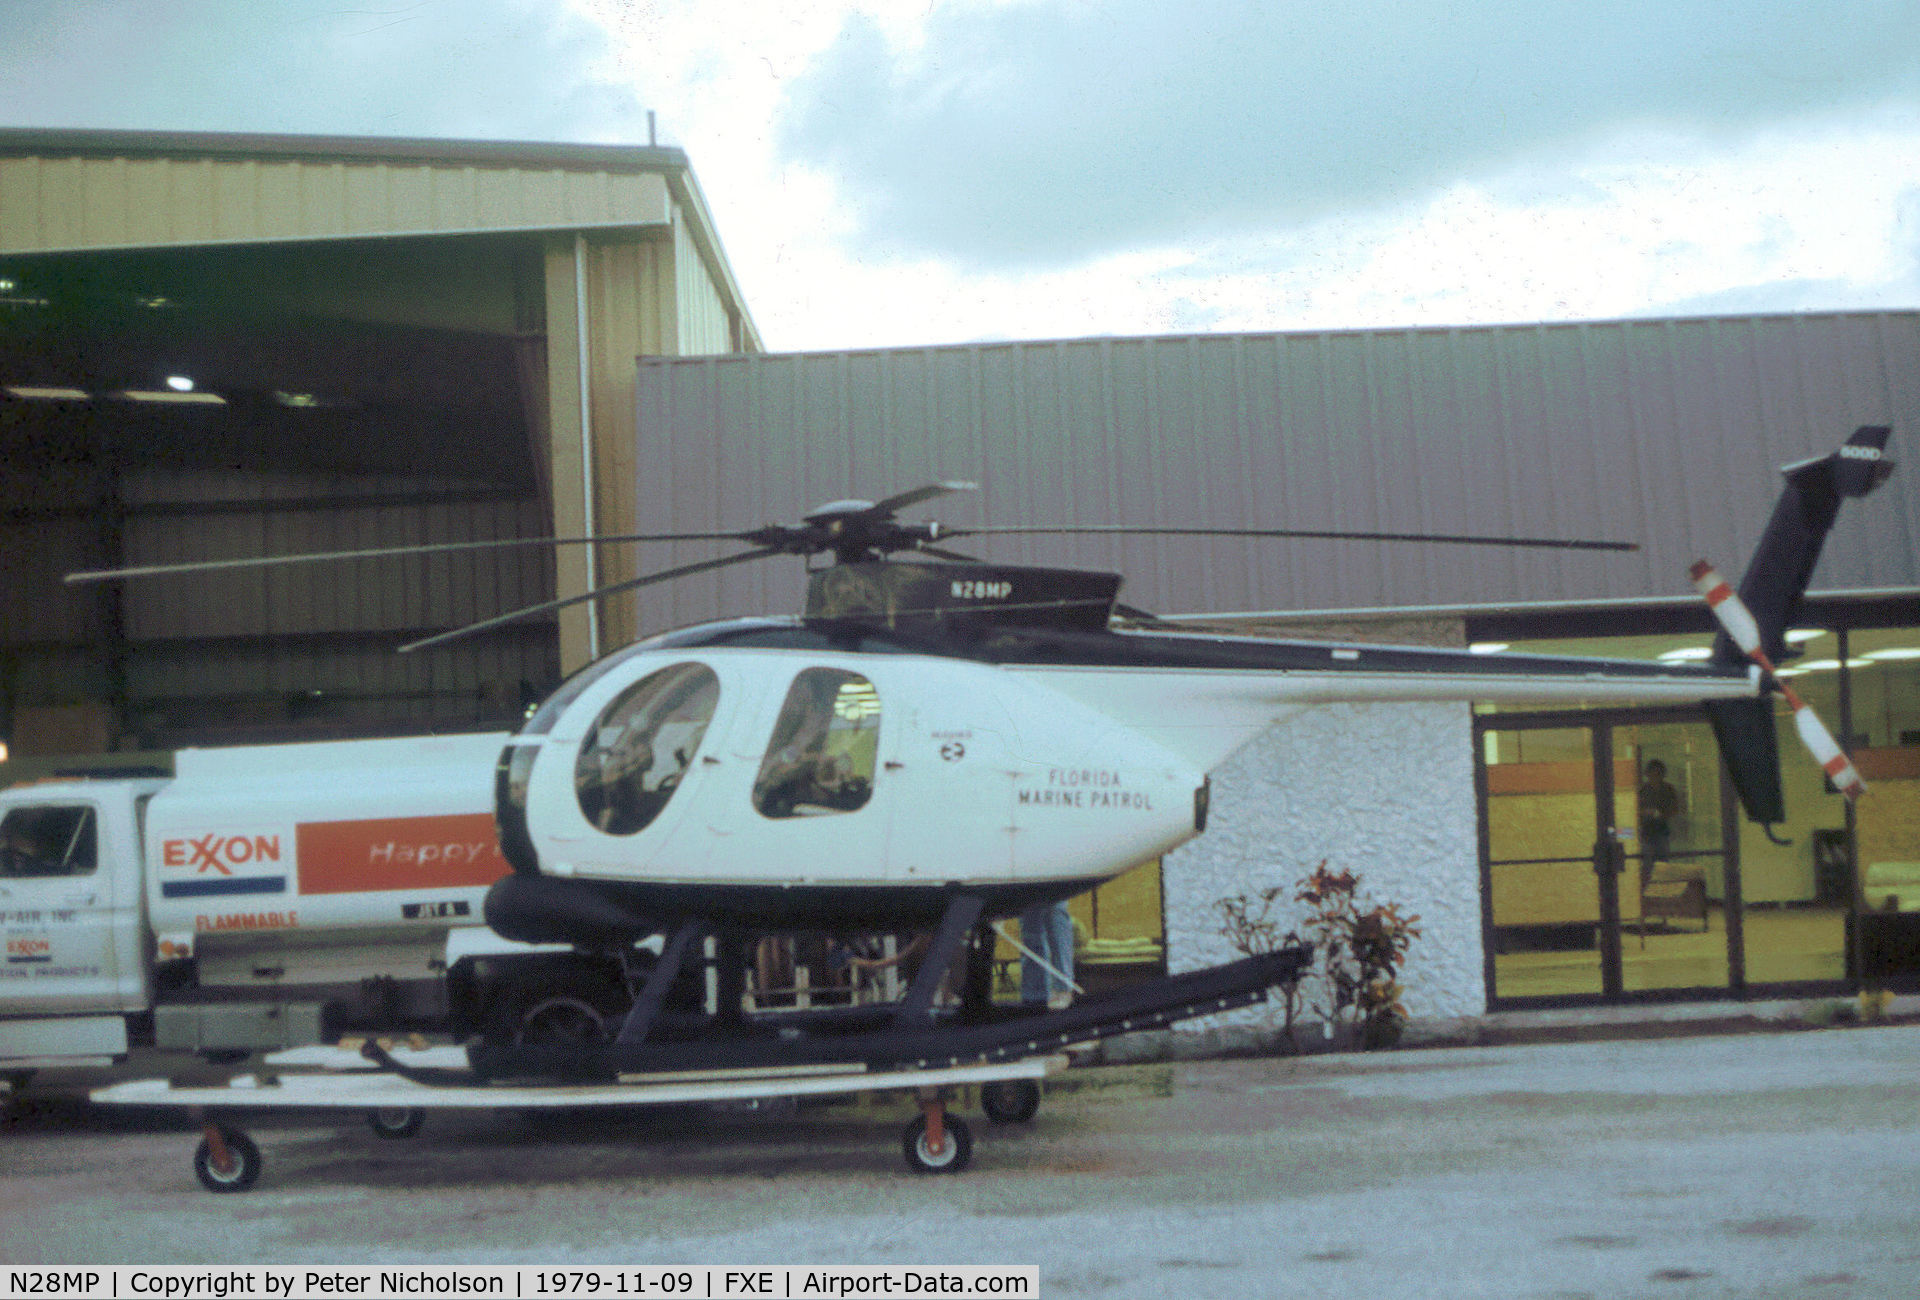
[1690,560,1865,800]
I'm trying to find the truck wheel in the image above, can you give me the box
[902,1113,972,1174]
[193,1125,262,1192]
[367,1107,426,1139]
[980,1078,1041,1124]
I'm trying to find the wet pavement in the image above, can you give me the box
[5,1025,1919,1298]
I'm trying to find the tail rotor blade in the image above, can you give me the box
[1791,700,1867,800]
[1693,556,1866,800]
[1689,561,1764,657]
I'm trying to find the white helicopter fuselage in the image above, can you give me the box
[514,647,1206,903]
[489,624,1759,937]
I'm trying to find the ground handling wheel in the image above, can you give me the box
[980,1078,1042,1124]
[367,1107,426,1139]
[902,1111,972,1174]
[193,1123,262,1193]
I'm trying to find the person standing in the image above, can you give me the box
[1019,900,1076,1009]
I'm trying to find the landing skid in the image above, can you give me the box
[90,895,1311,1192]
[467,893,1312,1081]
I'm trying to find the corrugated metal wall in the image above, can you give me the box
[629,313,1920,632]
[4,466,556,744]
[673,210,737,355]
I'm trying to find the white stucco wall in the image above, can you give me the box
[1161,691,1487,1042]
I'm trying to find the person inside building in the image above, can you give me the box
[1638,759,1682,886]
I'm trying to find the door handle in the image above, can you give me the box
[884,761,905,771]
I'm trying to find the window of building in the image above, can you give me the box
[0,805,97,878]
[1477,616,1920,1001]
[574,662,719,835]
[753,669,880,818]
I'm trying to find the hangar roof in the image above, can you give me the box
[0,126,758,350]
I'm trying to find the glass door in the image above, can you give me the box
[1480,723,1624,999]
[1612,717,1733,994]
[1479,710,1741,1003]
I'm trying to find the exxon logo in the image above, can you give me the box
[162,833,283,875]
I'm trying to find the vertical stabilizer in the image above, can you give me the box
[1715,425,1894,667]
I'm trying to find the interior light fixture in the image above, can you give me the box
[121,389,227,405]
[165,375,195,392]
[273,391,321,408]
[1657,647,1714,661]
[1468,642,1509,655]
[1784,628,1826,644]
[5,385,90,400]
[1863,647,1920,661]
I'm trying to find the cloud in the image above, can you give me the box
[777,0,1920,270]
[0,0,649,143]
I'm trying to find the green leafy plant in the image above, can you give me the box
[1218,862,1422,1052]
[1215,884,1307,1049]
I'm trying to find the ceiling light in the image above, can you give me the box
[273,391,320,408]
[1784,628,1826,644]
[121,389,227,405]
[5,385,90,400]
[165,375,195,392]
[0,279,13,293]
[1468,642,1509,655]
[1863,648,1920,661]
[1657,647,1713,661]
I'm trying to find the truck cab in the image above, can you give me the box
[0,776,162,1068]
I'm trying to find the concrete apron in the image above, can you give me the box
[1087,991,1920,1064]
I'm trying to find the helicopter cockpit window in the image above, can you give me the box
[753,669,881,819]
[575,662,720,836]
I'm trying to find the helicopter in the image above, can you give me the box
[68,425,1894,1080]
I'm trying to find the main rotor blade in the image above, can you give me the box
[398,546,783,654]
[941,524,1638,552]
[64,529,755,585]
[914,544,987,563]
[864,481,979,517]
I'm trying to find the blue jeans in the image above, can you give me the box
[1019,902,1075,1005]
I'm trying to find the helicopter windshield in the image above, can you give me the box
[575,662,719,835]
[752,668,880,819]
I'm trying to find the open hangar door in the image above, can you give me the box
[0,235,562,765]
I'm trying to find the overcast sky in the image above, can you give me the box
[4,0,1918,350]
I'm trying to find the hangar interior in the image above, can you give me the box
[0,129,757,770]
[3,235,555,752]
